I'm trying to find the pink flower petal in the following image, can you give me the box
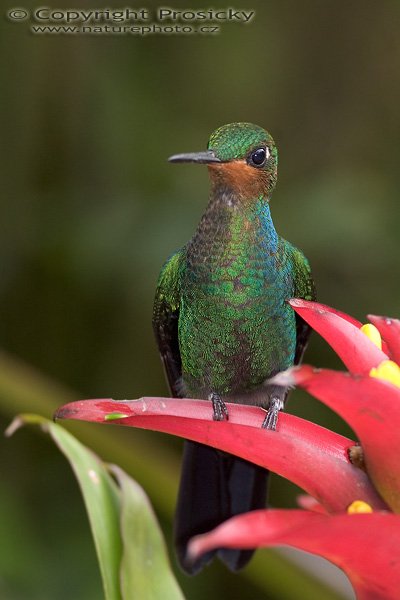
[368,315,400,364]
[289,299,388,374]
[290,298,363,328]
[55,397,387,512]
[188,509,400,600]
[272,366,400,512]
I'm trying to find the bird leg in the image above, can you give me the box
[209,392,229,421]
[262,396,284,430]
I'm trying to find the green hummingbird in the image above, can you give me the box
[153,122,315,574]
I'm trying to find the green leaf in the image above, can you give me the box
[6,414,184,600]
[110,465,185,600]
[7,414,123,600]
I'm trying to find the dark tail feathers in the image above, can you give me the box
[174,440,269,574]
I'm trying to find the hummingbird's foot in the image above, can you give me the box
[262,396,284,430]
[209,392,229,421]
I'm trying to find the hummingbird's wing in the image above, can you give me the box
[152,250,184,398]
[289,244,316,365]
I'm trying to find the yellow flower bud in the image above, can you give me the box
[347,500,373,514]
[360,323,382,350]
[369,360,400,389]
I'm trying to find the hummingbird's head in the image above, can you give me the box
[169,122,278,198]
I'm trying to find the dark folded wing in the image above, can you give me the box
[152,250,183,398]
[288,243,317,365]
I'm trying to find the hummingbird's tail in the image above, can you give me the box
[174,440,269,574]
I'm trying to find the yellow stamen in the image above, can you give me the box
[370,360,400,389]
[360,323,382,350]
[347,500,373,514]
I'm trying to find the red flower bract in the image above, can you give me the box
[288,299,388,373]
[368,314,400,364]
[188,510,400,600]
[54,397,385,512]
[272,366,400,512]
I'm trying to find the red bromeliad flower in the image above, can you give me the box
[55,300,400,600]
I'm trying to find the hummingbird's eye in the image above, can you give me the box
[248,147,269,168]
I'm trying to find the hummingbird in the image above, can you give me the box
[153,122,315,574]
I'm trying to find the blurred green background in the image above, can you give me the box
[1,0,399,598]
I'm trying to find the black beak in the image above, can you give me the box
[168,150,222,164]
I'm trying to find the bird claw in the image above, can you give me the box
[262,396,284,430]
[209,392,229,421]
